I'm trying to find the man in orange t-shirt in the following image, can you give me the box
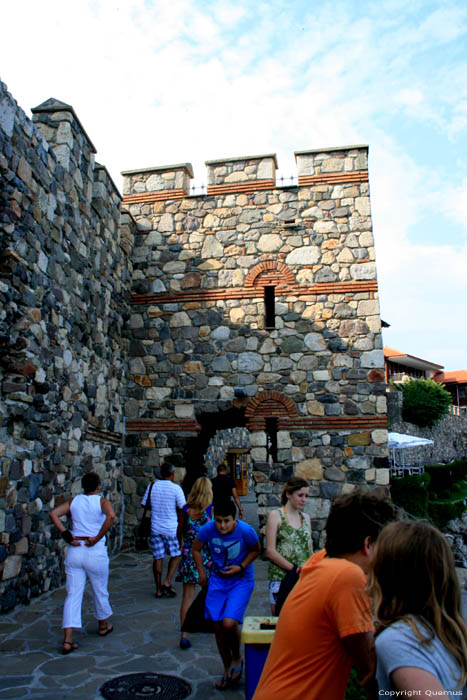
[253,488,397,700]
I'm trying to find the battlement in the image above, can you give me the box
[121,145,369,202]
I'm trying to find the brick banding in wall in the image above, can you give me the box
[245,391,299,418]
[122,189,186,205]
[246,417,267,431]
[207,179,276,196]
[85,426,122,447]
[277,416,388,430]
[126,419,201,432]
[298,171,369,186]
[130,280,378,305]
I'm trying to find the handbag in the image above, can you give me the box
[275,565,299,616]
[181,586,215,634]
[134,482,154,551]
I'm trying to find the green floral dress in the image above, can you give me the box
[268,507,311,581]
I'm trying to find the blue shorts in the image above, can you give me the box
[205,575,254,623]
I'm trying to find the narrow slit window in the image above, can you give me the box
[264,286,275,328]
[266,418,278,463]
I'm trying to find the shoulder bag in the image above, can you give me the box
[135,482,154,551]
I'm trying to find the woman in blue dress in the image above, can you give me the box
[177,476,213,649]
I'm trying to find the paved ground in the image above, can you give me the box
[1,497,466,700]
[0,496,270,700]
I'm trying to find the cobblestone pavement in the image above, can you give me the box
[0,498,466,700]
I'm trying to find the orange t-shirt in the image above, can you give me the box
[253,554,373,700]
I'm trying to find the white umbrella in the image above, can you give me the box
[387,432,434,476]
[387,432,434,449]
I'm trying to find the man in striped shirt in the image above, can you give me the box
[142,462,186,598]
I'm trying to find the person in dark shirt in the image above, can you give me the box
[211,463,243,519]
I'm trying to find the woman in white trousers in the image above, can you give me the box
[50,472,115,654]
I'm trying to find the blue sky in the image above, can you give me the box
[2,0,467,369]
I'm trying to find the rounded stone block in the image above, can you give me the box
[371,429,388,444]
[348,432,370,446]
[296,459,323,481]
[1,555,22,581]
[375,468,390,485]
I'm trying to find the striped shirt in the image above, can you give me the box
[142,480,186,536]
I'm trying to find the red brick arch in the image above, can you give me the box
[245,391,299,418]
[245,261,295,288]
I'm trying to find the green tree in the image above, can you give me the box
[400,378,452,427]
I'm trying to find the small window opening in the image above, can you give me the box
[266,418,278,464]
[264,286,275,328]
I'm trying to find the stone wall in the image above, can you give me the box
[387,391,467,463]
[121,147,389,547]
[0,82,134,611]
[0,81,391,611]
[387,392,467,567]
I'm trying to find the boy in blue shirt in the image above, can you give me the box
[192,500,260,691]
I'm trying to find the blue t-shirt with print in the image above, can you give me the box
[197,519,258,581]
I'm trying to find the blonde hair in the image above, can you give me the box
[187,477,213,513]
[370,520,467,686]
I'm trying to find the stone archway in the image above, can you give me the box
[204,427,250,477]
[181,405,248,491]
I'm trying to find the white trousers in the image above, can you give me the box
[62,542,112,629]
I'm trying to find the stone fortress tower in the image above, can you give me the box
[0,81,388,611]
[121,149,388,538]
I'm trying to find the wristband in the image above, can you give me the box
[61,530,73,544]
[238,562,244,572]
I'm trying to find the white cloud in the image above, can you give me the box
[442,179,467,228]
[1,0,467,370]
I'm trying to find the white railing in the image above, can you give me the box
[449,404,467,417]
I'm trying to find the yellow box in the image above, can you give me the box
[241,616,278,644]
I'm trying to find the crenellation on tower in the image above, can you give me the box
[121,163,194,200]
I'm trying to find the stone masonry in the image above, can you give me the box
[121,149,388,549]
[0,83,132,611]
[0,81,389,611]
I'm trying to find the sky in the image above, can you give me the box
[2,0,467,370]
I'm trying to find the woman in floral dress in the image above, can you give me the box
[177,477,213,648]
[265,476,312,615]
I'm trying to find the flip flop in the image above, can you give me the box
[179,636,192,649]
[62,641,79,654]
[98,624,113,637]
[215,676,230,690]
[161,584,177,598]
[155,591,164,599]
[229,660,243,685]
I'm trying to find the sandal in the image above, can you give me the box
[229,660,243,685]
[179,636,192,649]
[215,676,230,690]
[62,641,79,655]
[98,623,113,637]
[161,584,177,598]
